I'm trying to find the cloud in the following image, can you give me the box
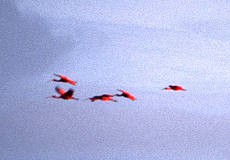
[180,19,230,41]
[0,0,75,81]
[17,0,230,29]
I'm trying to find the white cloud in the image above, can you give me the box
[17,0,230,29]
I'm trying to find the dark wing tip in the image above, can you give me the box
[55,86,60,90]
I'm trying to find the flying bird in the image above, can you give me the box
[48,74,76,85]
[162,85,186,91]
[115,89,136,100]
[47,86,79,100]
[85,94,117,102]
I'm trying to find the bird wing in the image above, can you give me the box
[118,89,136,100]
[89,96,100,101]
[63,89,74,97]
[102,94,113,97]
[67,79,76,85]
[54,74,68,80]
[55,87,66,95]
[173,86,182,90]
[127,94,136,100]
[118,90,130,94]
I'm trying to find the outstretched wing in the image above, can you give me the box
[118,89,136,100]
[54,74,68,80]
[63,89,74,97]
[172,85,182,90]
[128,94,136,100]
[118,89,129,95]
[67,79,76,85]
[101,94,113,97]
[55,86,66,95]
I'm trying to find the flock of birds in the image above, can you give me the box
[47,74,186,102]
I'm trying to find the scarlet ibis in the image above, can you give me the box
[115,89,136,100]
[48,74,76,85]
[162,85,186,91]
[85,94,117,102]
[47,86,79,100]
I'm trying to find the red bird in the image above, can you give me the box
[85,94,117,102]
[47,86,79,100]
[115,89,136,100]
[162,85,186,91]
[48,74,76,85]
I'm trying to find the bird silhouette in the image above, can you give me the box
[115,89,136,100]
[85,94,117,102]
[47,86,79,100]
[48,74,76,85]
[162,85,186,91]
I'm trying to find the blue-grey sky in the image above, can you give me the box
[1,0,230,159]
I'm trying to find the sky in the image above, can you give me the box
[1,0,230,159]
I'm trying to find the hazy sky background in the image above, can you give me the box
[1,0,230,159]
